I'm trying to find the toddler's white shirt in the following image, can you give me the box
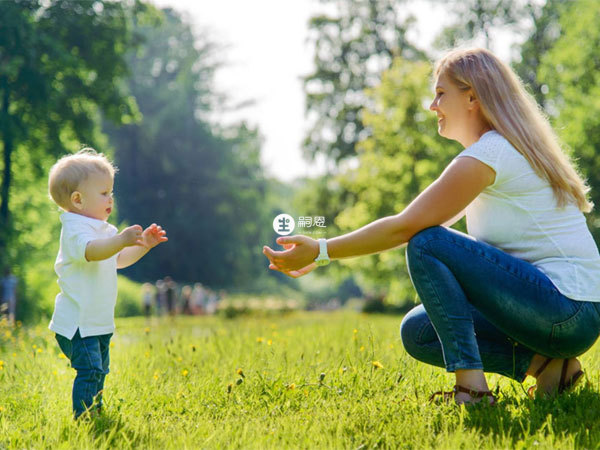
[457,130,600,302]
[49,212,118,339]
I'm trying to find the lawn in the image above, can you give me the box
[1,311,599,449]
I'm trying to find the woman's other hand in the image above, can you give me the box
[263,235,320,278]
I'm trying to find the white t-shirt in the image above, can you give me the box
[457,130,600,302]
[49,212,119,339]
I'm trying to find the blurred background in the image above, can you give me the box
[1,0,598,323]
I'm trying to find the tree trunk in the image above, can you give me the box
[0,77,14,258]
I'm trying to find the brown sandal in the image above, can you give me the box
[429,385,496,406]
[527,358,584,398]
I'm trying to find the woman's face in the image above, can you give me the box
[429,72,475,145]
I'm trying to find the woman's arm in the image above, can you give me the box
[263,156,494,274]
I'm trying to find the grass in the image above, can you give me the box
[1,311,600,449]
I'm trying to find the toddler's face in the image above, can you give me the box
[74,172,114,221]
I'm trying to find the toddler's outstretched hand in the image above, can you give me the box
[142,223,168,249]
[119,225,144,247]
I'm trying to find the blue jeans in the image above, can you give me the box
[55,330,112,418]
[400,226,600,381]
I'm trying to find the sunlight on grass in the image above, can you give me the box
[1,311,599,448]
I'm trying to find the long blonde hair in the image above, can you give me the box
[435,48,592,212]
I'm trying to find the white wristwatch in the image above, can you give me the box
[314,238,330,266]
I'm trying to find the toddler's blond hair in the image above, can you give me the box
[48,148,117,211]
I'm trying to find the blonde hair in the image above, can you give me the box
[48,148,117,210]
[435,48,592,212]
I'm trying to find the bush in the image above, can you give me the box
[115,275,143,317]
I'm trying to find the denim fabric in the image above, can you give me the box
[55,329,112,418]
[400,226,600,381]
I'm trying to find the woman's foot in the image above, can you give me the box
[528,356,583,397]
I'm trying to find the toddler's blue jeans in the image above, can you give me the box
[55,329,112,418]
[400,226,600,381]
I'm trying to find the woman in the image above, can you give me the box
[263,48,600,405]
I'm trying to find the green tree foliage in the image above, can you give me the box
[536,0,600,239]
[105,8,273,288]
[303,0,425,164]
[328,58,460,303]
[430,0,528,50]
[513,0,569,105]
[0,0,141,269]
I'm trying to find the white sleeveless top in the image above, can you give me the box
[457,130,600,302]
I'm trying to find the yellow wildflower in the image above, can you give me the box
[372,361,384,369]
[359,346,365,352]
[182,369,189,377]
[144,327,150,334]
[353,329,358,334]
[58,353,66,359]
[236,368,245,378]
[267,339,273,346]
[256,337,264,343]
[110,342,115,348]
[287,383,296,390]
[37,348,42,353]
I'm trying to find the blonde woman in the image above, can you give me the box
[263,48,600,406]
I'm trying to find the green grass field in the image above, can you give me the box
[1,311,600,449]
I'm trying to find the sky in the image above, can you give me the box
[149,0,514,182]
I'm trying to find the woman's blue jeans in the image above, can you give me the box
[55,329,112,418]
[400,226,600,381]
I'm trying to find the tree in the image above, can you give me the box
[303,58,461,304]
[536,0,600,241]
[303,0,425,165]
[0,0,142,268]
[106,8,273,288]
[430,0,529,51]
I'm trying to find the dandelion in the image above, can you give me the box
[353,329,358,334]
[37,348,42,353]
[287,383,296,390]
[4,331,11,338]
[144,327,150,334]
[52,370,58,376]
[144,351,150,358]
[12,353,16,357]
[110,342,115,348]
[182,369,189,377]
[153,371,159,381]
[372,361,384,369]
[236,368,245,378]
[304,389,309,397]
[58,353,66,359]
[177,356,183,362]
[0,406,3,412]
[359,346,365,352]
[389,343,394,349]
[32,344,37,349]
[267,339,273,346]
[256,337,264,343]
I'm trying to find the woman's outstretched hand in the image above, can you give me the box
[263,235,320,278]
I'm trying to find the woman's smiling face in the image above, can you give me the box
[429,72,474,145]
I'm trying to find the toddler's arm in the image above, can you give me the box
[117,223,168,269]
[85,225,143,262]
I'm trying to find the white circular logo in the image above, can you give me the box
[273,214,295,235]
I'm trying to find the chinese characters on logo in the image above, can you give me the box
[273,214,326,236]
[297,216,326,228]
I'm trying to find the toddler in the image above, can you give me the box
[48,148,167,418]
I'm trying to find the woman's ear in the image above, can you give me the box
[467,90,480,111]
[70,191,83,210]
